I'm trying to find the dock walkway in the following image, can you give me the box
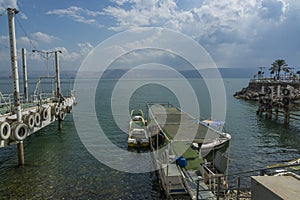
[147,103,231,200]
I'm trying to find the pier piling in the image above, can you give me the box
[17,141,24,166]
[55,51,62,130]
[8,8,25,165]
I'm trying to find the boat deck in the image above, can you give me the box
[149,106,224,143]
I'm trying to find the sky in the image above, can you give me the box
[0,0,300,74]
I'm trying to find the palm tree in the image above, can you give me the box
[270,69,275,78]
[297,70,300,79]
[270,59,288,80]
[282,67,290,78]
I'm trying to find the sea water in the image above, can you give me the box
[0,77,299,199]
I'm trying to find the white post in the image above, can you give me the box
[7,8,21,122]
[55,51,61,98]
[8,8,24,166]
[22,48,28,102]
[55,51,62,130]
[261,86,265,94]
[277,85,281,96]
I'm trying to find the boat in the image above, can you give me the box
[147,103,231,199]
[127,109,149,147]
[194,120,231,160]
[266,158,300,178]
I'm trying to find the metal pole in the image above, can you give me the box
[22,48,28,102]
[236,177,240,200]
[7,8,21,122]
[46,52,49,76]
[55,51,62,130]
[217,176,221,200]
[7,8,24,166]
[196,176,200,200]
[55,51,61,99]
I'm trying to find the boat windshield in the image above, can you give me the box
[131,130,146,139]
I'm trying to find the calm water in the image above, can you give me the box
[0,78,300,199]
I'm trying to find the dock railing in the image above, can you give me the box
[197,162,300,200]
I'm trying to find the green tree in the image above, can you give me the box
[297,70,300,79]
[270,59,288,80]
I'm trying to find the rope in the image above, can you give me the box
[15,15,39,53]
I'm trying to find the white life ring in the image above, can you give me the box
[40,107,49,121]
[12,122,28,141]
[51,104,59,116]
[59,111,66,121]
[22,114,35,129]
[282,88,290,96]
[34,112,41,127]
[0,121,11,140]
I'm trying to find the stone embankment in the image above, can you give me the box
[233,79,300,102]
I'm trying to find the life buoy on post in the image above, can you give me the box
[40,107,49,121]
[59,111,66,121]
[11,122,28,141]
[282,88,290,96]
[22,114,35,129]
[51,104,59,116]
[0,121,11,140]
[282,97,290,105]
[34,112,41,127]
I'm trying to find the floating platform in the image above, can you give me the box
[147,103,231,199]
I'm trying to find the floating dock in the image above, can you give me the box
[147,103,231,199]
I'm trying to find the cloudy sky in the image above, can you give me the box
[0,0,299,73]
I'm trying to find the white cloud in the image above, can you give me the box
[58,42,94,62]
[46,6,103,27]
[20,11,27,19]
[102,0,290,41]
[103,0,177,31]
[31,32,59,43]
[0,0,18,13]
[17,36,38,47]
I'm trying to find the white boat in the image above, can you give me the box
[128,110,149,147]
[127,128,149,147]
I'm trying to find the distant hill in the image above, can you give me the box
[0,67,258,79]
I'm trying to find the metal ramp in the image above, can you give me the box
[181,168,215,200]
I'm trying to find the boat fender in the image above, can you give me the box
[34,112,41,127]
[40,107,49,121]
[282,97,289,105]
[11,122,28,141]
[266,87,272,94]
[22,114,35,129]
[282,88,290,96]
[59,111,66,121]
[0,121,11,140]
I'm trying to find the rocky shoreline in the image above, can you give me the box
[233,79,300,102]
